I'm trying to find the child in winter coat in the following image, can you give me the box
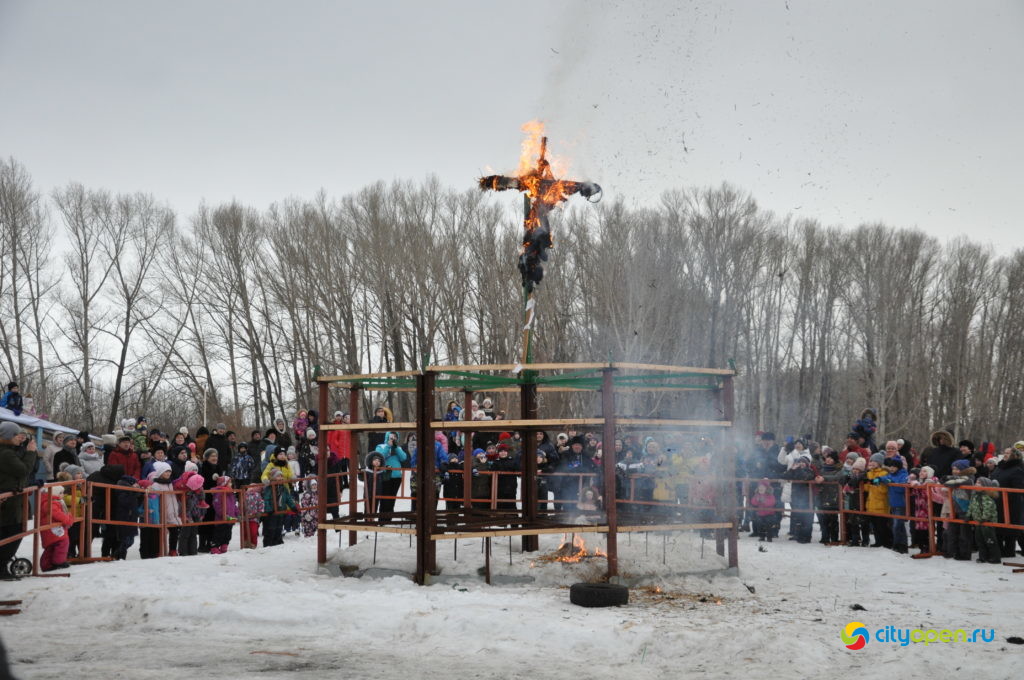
[874,458,910,553]
[59,468,86,558]
[784,455,815,543]
[292,410,310,440]
[441,453,464,511]
[111,476,141,560]
[749,479,778,541]
[228,442,256,487]
[943,459,976,560]
[966,478,1001,564]
[909,466,936,552]
[211,476,238,553]
[814,451,843,543]
[299,480,318,537]
[842,458,870,546]
[865,457,892,548]
[140,462,180,559]
[40,486,73,571]
[177,473,207,556]
[261,468,297,547]
[242,483,264,549]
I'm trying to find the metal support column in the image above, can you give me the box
[601,367,618,578]
[520,379,539,552]
[317,380,329,565]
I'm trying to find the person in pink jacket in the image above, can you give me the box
[40,486,73,571]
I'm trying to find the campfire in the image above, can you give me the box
[535,534,608,564]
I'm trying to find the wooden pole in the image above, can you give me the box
[723,375,738,569]
[602,367,619,578]
[463,390,474,510]
[521,380,539,552]
[348,386,360,547]
[317,380,329,565]
[414,372,437,583]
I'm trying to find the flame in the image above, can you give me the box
[517,120,547,177]
[551,534,607,563]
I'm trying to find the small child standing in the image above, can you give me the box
[211,476,239,553]
[943,459,976,560]
[40,486,73,571]
[784,455,815,543]
[242,484,265,549]
[966,477,1001,564]
[749,479,778,541]
[262,468,297,547]
[178,474,207,556]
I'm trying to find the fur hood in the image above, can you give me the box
[930,430,954,448]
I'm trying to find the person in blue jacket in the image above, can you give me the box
[374,431,407,519]
[874,456,910,554]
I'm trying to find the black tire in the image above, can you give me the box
[569,582,629,608]
[9,558,32,577]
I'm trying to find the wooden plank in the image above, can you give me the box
[428,363,609,373]
[617,418,732,428]
[617,522,733,532]
[318,522,416,535]
[320,422,418,432]
[431,525,610,540]
[317,370,422,383]
[430,418,605,431]
[610,362,736,376]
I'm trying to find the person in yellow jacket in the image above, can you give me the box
[864,455,893,547]
[261,448,295,484]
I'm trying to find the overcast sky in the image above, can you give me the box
[1,0,1021,249]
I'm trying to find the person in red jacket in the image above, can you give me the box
[326,411,352,486]
[40,486,73,571]
[107,436,141,480]
[838,433,870,465]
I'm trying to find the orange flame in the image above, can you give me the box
[552,534,607,563]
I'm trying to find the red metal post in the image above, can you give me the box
[317,379,329,565]
[601,367,618,578]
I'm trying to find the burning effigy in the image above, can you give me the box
[479,121,602,368]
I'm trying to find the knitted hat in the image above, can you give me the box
[869,453,885,465]
[179,426,189,435]
[920,466,935,480]
[184,461,198,473]
[845,452,859,464]
[952,459,970,471]
[306,428,316,439]
[976,477,998,487]
[217,475,231,487]
[101,433,117,447]
[215,422,227,432]
[64,464,85,478]
[0,421,22,440]
[152,461,172,478]
[883,457,903,470]
[333,411,344,419]
[48,485,64,496]
[185,475,205,491]
[852,458,867,471]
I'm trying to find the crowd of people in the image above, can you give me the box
[2,395,1023,581]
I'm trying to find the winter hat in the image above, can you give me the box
[287,446,297,455]
[185,475,205,491]
[81,441,96,451]
[6,382,17,390]
[333,411,344,419]
[1013,441,1024,452]
[975,477,998,487]
[152,461,172,478]
[845,452,859,465]
[556,433,568,442]
[203,448,218,459]
[952,459,971,471]
[883,457,903,470]
[101,433,117,447]
[958,440,975,451]
[48,485,64,496]
[217,475,231,487]
[0,421,22,440]
[472,448,485,457]
[179,426,189,436]
[920,466,935,480]
[306,428,316,439]
[852,458,867,472]
[215,422,227,432]
[184,461,199,473]
[869,453,885,465]
[64,464,85,478]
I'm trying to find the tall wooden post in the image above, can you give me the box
[520,379,539,552]
[601,367,618,577]
[723,375,738,569]
[317,380,329,565]
[462,390,474,510]
[414,372,437,583]
[348,386,360,546]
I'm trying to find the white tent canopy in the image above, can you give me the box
[0,406,82,437]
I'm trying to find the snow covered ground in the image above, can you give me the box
[1,522,1020,679]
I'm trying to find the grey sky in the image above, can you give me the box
[1,0,1021,249]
